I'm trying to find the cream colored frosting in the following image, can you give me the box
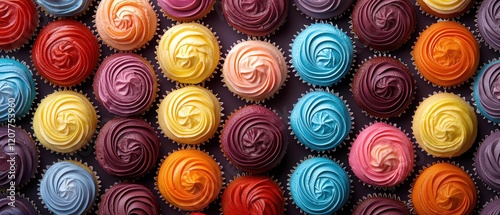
[422,0,471,15]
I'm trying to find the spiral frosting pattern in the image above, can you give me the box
[475,131,500,191]
[0,0,37,50]
[291,23,353,86]
[349,122,414,187]
[222,175,285,215]
[352,0,415,51]
[33,19,99,87]
[157,149,222,211]
[474,60,500,123]
[94,53,157,116]
[222,0,288,36]
[157,23,219,84]
[95,118,160,179]
[221,105,286,174]
[481,198,500,215]
[478,0,500,51]
[0,195,37,215]
[294,0,353,19]
[158,0,215,21]
[37,0,91,17]
[290,91,351,151]
[412,93,477,158]
[158,86,221,144]
[412,163,477,215]
[33,91,98,153]
[99,183,160,215]
[413,21,479,87]
[352,196,410,215]
[352,57,415,118]
[290,157,350,215]
[0,127,37,189]
[0,58,36,122]
[40,161,97,215]
[95,0,157,51]
[223,40,287,101]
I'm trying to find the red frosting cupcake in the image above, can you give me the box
[0,0,38,51]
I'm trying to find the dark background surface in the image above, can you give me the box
[3,0,499,214]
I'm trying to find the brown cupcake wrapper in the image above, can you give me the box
[292,2,354,21]
[472,129,500,195]
[470,58,500,125]
[414,0,477,20]
[0,192,40,214]
[350,193,411,214]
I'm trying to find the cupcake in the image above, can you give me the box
[477,0,500,51]
[352,56,415,118]
[473,59,500,123]
[99,182,160,215]
[0,127,38,190]
[157,86,221,145]
[0,0,38,51]
[417,0,475,18]
[36,0,92,17]
[221,105,286,174]
[0,194,38,215]
[95,117,160,179]
[349,122,414,188]
[221,175,285,214]
[39,161,99,215]
[481,198,500,215]
[351,0,416,52]
[0,57,36,122]
[222,0,288,37]
[412,21,479,87]
[33,90,98,154]
[289,156,350,215]
[411,162,477,215]
[352,194,410,215]
[93,53,157,117]
[32,19,99,87]
[291,23,353,87]
[475,130,500,192]
[156,23,219,84]
[158,0,215,22]
[222,40,287,102]
[156,149,223,211]
[95,0,157,51]
[290,90,351,151]
[412,92,477,158]
[294,0,353,19]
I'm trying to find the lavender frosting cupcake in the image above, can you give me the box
[294,0,353,19]
[473,59,500,123]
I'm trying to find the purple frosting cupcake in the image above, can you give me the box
[477,0,500,51]
[158,0,215,22]
[294,0,353,19]
[475,130,500,192]
[481,198,500,215]
[0,127,37,189]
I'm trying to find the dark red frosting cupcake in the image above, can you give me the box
[0,0,38,50]
[352,196,410,215]
[98,182,159,215]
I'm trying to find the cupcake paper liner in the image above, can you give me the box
[480,196,500,214]
[472,129,500,195]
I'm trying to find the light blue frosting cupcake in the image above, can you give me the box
[290,91,351,151]
[291,23,353,86]
[40,161,97,215]
[473,59,500,123]
[37,0,91,17]
[290,157,350,215]
[0,58,36,122]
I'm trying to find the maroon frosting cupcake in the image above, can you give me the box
[98,182,159,215]
[353,196,410,215]
[0,127,37,189]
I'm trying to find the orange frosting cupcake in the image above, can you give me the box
[412,163,477,215]
[412,21,479,87]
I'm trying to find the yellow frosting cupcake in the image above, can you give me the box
[412,92,477,158]
[417,0,474,18]
[157,149,222,211]
[157,86,221,145]
[157,23,219,84]
[33,91,98,153]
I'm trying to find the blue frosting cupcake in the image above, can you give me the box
[39,161,98,215]
[473,59,500,123]
[290,91,351,151]
[291,23,353,86]
[36,0,92,17]
[0,58,36,122]
[289,157,350,215]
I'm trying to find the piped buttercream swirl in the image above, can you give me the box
[0,0,37,50]
[473,60,500,123]
[352,196,410,215]
[158,0,215,21]
[37,0,90,17]
[0,195,37,215]
[0,127,37,189]
[294,0,353,19]
[478,0,500,51]
[475,130,500,191]
[0,58,35,122]
[99,182,160,215]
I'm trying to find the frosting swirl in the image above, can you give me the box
[222,0,288,36]
[291,23,353,86]
[473,60,500,123]
[352,56,415,118]
[290,157,350,215]
[478,0,500,51]
[412,21,479,87]
[33,91,98,153]
[419,0,472,17]
[0,195,37,215]
[157,86,221,144]
[290,91,351,151]
[33,19,99,87]
[0,58,36,122]
[95,0,157,51]
[94,53,157,116]
[481,198,500,215]
[349,122,414,187]
[158,0,215,21]
[0,0,37,50]
[40,161,97,215]
[0,127,37,189]
[36,0,90,17]
[99,183,160,215]
[221,105,286,174]
[412,163,477,215]
[157,23,219,84]
[412,93,477,158]
[223,40,287,101]
[352,0,415,51]
[475,130,500,191]
[294,0,353,19]
[221,175,285,214]
[352,196,410,215]
[95,118,160,179]
[157,149,222,211]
